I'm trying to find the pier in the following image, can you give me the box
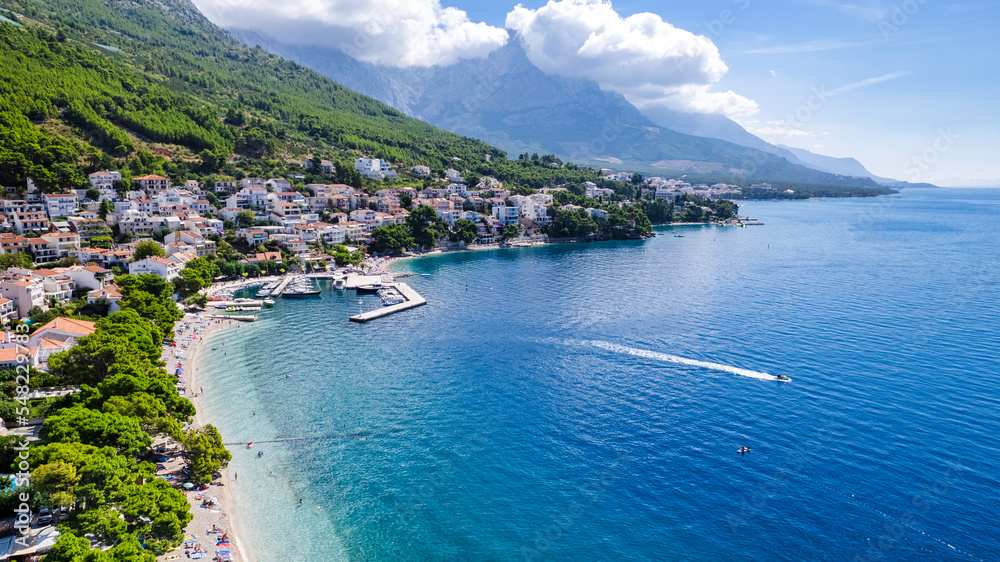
[272,275,293,295]
[349,283,426,323]
[216,314,257,322]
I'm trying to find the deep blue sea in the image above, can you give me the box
[198,188,1000,561]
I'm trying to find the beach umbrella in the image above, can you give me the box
[182,482,195,489]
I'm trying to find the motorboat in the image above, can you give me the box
[378,287,406,305]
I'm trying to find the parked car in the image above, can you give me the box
[36,507,52,525]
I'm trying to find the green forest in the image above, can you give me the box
[0,0,510,193]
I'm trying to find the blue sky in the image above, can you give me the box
[452,0,1000,183]
[196,0,999,183]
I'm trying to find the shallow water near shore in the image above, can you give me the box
[196,188,1000,561]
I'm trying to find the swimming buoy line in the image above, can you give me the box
[744,451,983,561]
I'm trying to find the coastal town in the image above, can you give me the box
[0,156,748,323]
[0,154,754,384]
[0,154,749,560]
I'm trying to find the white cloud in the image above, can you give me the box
[770,69,778,78]
[193,0,509,67]
[505,0,758,119]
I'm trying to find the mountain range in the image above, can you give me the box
[0,0,910,197]
[229,29,926,188]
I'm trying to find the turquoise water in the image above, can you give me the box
[198,188,1000,561]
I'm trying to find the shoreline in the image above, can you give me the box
[387,219,747,269]
[158,314,257,562]
[387,230,669,271]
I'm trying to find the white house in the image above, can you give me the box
[412,165,431,177]
[0,275,45,317]
[491,202,520,226]
[445,169,463,183]
[236,187,268,209]
[88,171,121,190]
[349,209,377,230]
[12,211,48,235]
[587,208,609,220]
[58,264,112,291]
[129,256,180,280]
[321,225,347,245]
[654,188,681,203]
[132,174,170,197]
[88,171,121,200]
[87,283,122,314]
[41,232,81,257]
[354,159,397,181]
[265,178,292,191]
[0,297,16,324]
[165,230,216,257]
[585,186,615,200]
[27,238,58,264]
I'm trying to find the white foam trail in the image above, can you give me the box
[586,340,779,381]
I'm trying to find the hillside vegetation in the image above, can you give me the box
[0,0,516,190]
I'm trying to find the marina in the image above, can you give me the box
[350,282,426,323]
[201,257,427,323]
[282,276,321,297]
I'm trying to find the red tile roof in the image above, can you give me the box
[33,317,96,337]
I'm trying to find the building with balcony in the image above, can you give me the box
[26,238,58,264]
[132,174,170,197]
[0,275,45,317]
[12,212,49,235]
[43,193,79,218]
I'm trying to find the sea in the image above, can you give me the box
[196,188,1000,561]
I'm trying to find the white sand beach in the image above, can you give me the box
[157,313,257,562]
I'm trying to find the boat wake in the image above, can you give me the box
[583,340,780,381]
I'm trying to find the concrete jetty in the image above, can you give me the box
[349,283,426,323]
[343,274,384,289]
[272,275,293,295]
